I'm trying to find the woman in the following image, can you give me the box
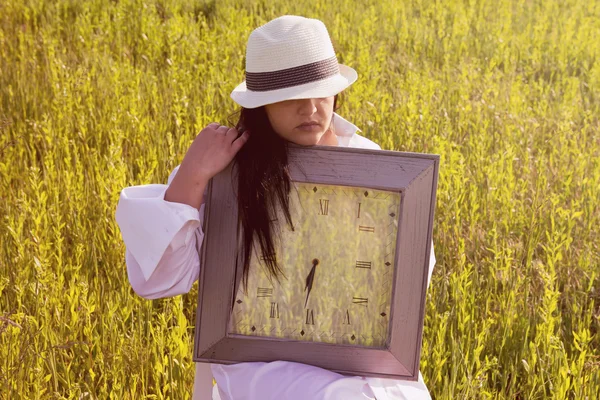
[115,15,436,400]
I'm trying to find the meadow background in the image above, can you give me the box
[1,0,599,398]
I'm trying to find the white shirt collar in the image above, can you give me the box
[331,112,362,147]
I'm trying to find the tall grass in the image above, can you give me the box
[1,0,598,398]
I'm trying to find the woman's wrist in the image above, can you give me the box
[164,166,209,210]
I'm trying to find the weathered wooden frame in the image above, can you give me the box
[193,144,439,380]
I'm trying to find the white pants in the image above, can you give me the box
[193,362,431,400]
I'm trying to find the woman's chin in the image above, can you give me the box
[289,133,323,146]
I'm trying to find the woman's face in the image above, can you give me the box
[264,96,335,146]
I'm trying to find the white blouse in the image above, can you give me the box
[115,112,436,400]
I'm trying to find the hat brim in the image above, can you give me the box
[230,64,358,109]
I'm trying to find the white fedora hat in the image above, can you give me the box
[230,15,358,109]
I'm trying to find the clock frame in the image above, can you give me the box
[193,144,439,380]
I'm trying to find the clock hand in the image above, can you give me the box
[304,259,319,308]
[304,266,315,307]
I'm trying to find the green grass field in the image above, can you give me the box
[1,0,598,398]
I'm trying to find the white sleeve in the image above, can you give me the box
[115,164,206,299]
[427,240,436,290]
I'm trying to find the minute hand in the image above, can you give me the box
[304,259,319,308]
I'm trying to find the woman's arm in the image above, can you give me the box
[115,123,250,299]
[116,164,207,299]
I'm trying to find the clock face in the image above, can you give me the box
[228,182,401,348]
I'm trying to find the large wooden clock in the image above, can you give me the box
[193,144,439,380]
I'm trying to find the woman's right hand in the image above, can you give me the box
[164,123,249,209]
[179,122,250,183]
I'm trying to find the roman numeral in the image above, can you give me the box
[357,202,361,218]
[319,199,329,215]
[359,225,375,233]
[257,287,273,298]
[270,302,279,318]
[355,260,372,269]
[305,309,315,325]
[352,297,369,307]
[343,309,351,325]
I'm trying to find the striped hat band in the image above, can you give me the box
[245,56,340,92]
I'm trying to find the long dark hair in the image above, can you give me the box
[226,93,343,292]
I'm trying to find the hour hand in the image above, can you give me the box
[304,259,319,308]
